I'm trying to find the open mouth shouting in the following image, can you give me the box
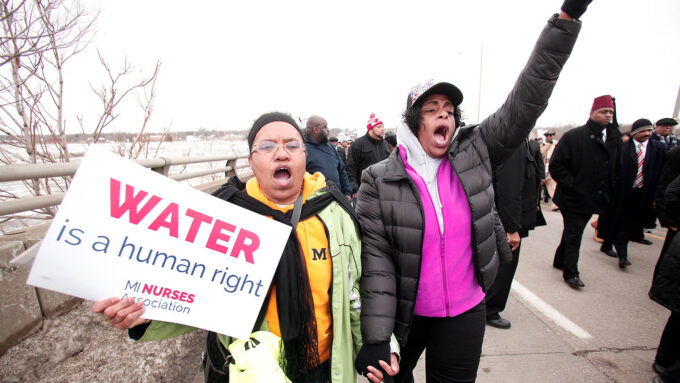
[433,124,450,148]
[273,166,292,186]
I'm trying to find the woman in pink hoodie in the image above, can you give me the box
[353,2,590,382]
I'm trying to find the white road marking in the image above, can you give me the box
[511,281,592,339]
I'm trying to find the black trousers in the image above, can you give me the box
[615,189,645,255]
[553,210,592,280]
[656,311,680,382]
[628,188,647,242]
[486,244,521,317]
[395,302,486,383]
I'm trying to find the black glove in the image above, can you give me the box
[355,341,394,382]
[561,0,592,19]
[127,321,151,340]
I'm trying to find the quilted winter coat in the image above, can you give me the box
[356,14,582,346]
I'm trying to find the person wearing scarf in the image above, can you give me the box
[93,112,364,383]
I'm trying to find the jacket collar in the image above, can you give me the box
[605,123,623,140]
[586,119,623,141]
[396,122,444,179]
[382,149,410,181]
[364,130,383,144]
[587,119,606,135]
[447,124,477,156]
[304,134,324,146]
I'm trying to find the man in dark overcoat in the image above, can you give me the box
[652,117,679,152]
[487,138,545,328]
[598,118,666,268]
[549,95,623,289]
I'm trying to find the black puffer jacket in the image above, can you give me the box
[656,147,680,228]
[356,14,581,346]
[649,173,680,312]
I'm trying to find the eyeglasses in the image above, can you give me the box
[251,140,305,154]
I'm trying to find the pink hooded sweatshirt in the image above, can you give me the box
[397,125,485,317]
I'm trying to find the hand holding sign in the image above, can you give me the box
[92,297,148,330]
[28,145,291,339]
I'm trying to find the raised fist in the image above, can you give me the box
[561,0,592,19]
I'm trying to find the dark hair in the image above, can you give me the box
[384,132,397,147]
[402,103,464,137]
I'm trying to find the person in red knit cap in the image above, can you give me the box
[346,113,390,202]
[549,94,623,289]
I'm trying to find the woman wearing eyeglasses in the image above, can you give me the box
[93,112,365,383]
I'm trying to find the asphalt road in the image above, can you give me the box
[466,204,665,383]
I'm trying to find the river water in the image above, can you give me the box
[1,138,250,232]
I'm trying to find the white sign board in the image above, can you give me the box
[27,146,291,339]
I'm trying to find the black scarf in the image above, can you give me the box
[212,176,356,382]
[587,119,606,136]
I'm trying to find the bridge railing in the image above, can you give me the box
[0,154,252,216]
[0,152,252,355]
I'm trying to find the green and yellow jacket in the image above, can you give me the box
[134,173,363,383]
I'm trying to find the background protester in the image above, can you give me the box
[92,112,363,383]
[649,173,680,383]
[487,138,545,329]
[549,95,623,289]
[354,2,587,381]
[346,113,390,200]
[656,147,680,258]
[336,137,348,164]
[652,118,679,152]
[598,118,665,268]
[304,115,353,202]
[541,131,559,210]
[385,131,397,152]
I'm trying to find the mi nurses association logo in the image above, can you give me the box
[122,280,196,314]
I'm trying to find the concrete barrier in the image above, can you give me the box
[0,240,42,356]
[0,223,83,356]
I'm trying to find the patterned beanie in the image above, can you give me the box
[367,113,383,130]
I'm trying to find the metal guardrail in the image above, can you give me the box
[0,154,251,216]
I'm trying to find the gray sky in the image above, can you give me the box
[65,0,680,135]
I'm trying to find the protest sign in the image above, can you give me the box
[27,145,291,339]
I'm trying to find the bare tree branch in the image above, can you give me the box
[0,0,161,225]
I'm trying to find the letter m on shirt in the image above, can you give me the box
[312,248,327,261]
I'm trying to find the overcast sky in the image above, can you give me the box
[64,0,680,136]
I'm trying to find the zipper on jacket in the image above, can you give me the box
[449,149,486,292]
[440,237,449,315]
[320,215,335,381]
[436,164,451,317]
[402,176,426,348]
